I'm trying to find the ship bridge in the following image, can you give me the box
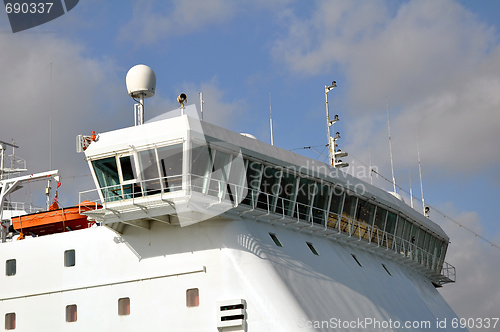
[80,106,455,286]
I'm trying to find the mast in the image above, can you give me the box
[386,97,396,192]
[47,62,53,210]
[200,92,204,121]
[417,136,428,217]
[269,92,274,146]
[325,81,348,168]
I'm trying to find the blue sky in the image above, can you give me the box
[1,0,500,326]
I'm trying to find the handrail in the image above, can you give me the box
[78,172,455,283]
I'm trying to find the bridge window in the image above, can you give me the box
[312,183,330,225]
[119,155,137,182]
[157,143,183,192]
[242,160,262,207]
[138,149,161,195]
[120,155,141,199]
[93,156,121,201]
[226,153,247,203]
[356,199,375,226]
[354,199,373,241]
[191,143,212,194]
[257,166,281,211]
[340,194,357,233]
[328,190,343,228]
[295,178,315,221]
[208,150,231,197]
[385,212,397,236]
[402,219,412,242]
[275,172,297,217]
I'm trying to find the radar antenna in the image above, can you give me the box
[125,64,156,125]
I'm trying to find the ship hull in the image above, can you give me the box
[0,217,463,331]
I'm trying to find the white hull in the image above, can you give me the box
[1,217,461,331]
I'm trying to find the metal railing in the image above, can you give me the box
[78,172,455,283]
[1,201,43,214]
[189,174,454,282]
[79,174,184,212]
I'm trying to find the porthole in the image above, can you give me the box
[118,297,131,315]
[382,264,392,276]
[186,288,199,307]
[269,233,283,247]
[351,254,362,267]
[66,304,77,323]
[306,242,319,256]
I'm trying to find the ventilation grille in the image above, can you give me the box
[217,299,247,331]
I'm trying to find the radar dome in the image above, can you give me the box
[126,64,156,98]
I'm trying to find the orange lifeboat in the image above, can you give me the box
[12,201,101,237]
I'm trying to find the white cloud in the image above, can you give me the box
[273,0,500,174]
[437,206,500,330]
[176,78,247,129]
[118,0,237,45]
[0,33,127,207]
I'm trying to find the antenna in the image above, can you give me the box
[47,62,53,210]
[199,92,204,121]
[325,81,348,168]
[409,170,413,208]
[369,147,373,185]
[126,64,156,125]
[269,92,274,146]
[386,96,396,192]
[417,135,429,217]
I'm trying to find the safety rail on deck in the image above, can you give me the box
[78,173,455,284]
[79,175,183,211]
[1,201,43,214]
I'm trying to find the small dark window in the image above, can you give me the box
[351,254,362,267]
[269,233,283,247]
[306,242,319,256]
[6,259,16,276]
[382,264,392,276]
[186,288,199,307]
[66,304,77,322]
[118,297,130,315]
[5,313,15,330]
[64,250,75,267]
[120,155,137,181]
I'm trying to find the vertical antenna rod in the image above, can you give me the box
[47,62,53,210]
[409,170,414,208]
[369,147,373,185]
[417,135,428,217]
[386,96,396,192]
[269,92,274,146]
[199,92,204,121]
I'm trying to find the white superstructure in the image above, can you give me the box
[1,67,464,331]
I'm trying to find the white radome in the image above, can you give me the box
[126,64,156,98]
